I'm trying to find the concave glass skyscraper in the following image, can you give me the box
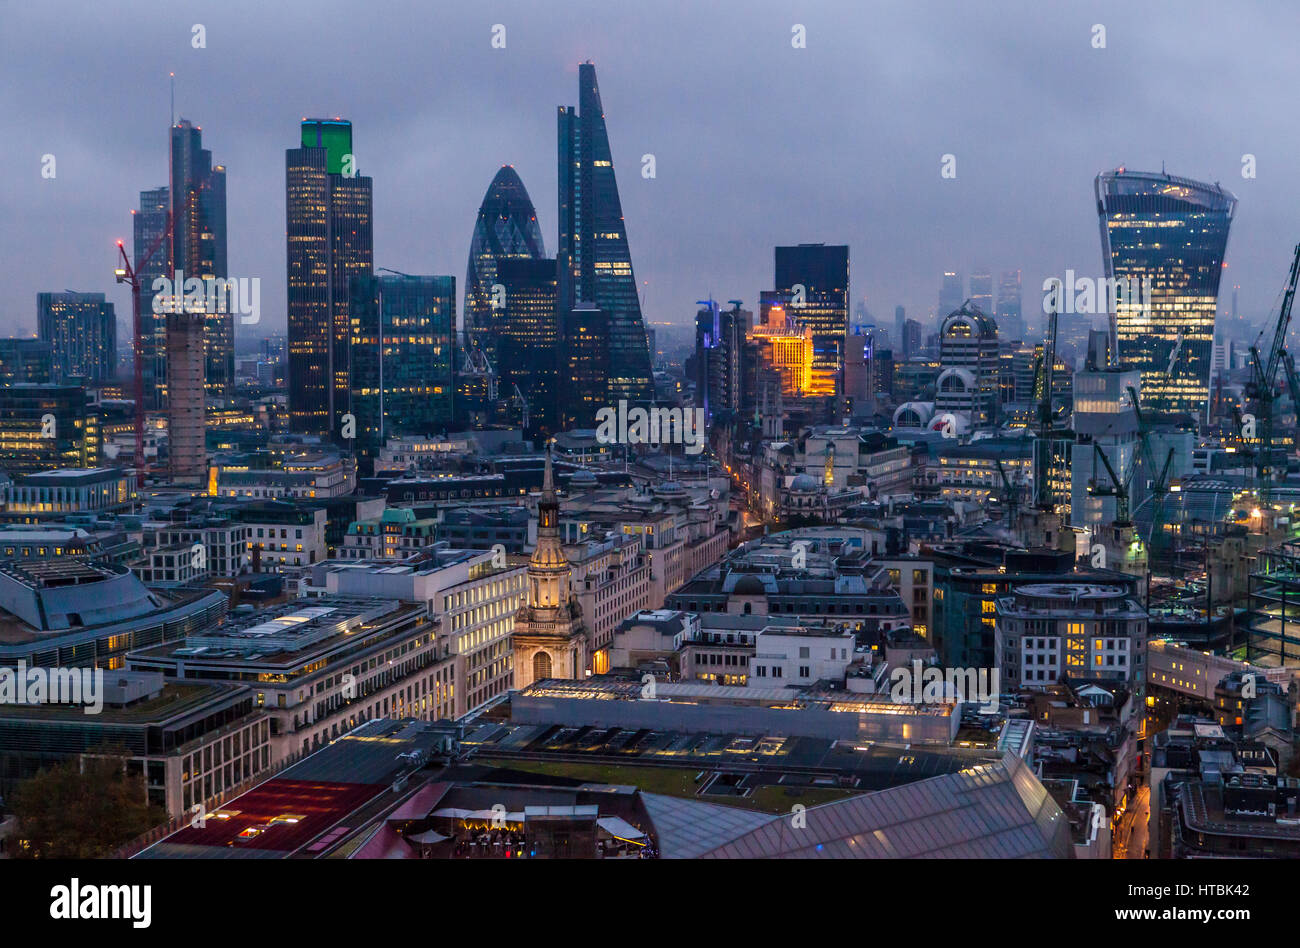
[557,62,653,404]
[1095,168,1236,419]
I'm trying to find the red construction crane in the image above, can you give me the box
[114,217,169,487]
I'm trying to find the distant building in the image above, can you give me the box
[0,339,53,386]
[774,244,849,396]
[36,292,116,384]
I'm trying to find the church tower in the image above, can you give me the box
[511,447,588,688]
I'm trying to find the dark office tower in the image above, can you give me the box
[287,119,374,437]
[969,270,994,315]
[134,186,170,408]
[774,243,849,397]
[902,319,923,361]
[0,384,99,474]
[562,303,610,430]
[465,166,547,367]
[997,270,1024,342]
[0,340,53,386]
[557,62,653,404]
[1096,169,1236,419]
[894,305,906,344]
[939,271,964,318]
[170,119,230,400]
[349,274,456,452]
[694,300,751,423]
[37,292,116,384]
[495,258,561,438]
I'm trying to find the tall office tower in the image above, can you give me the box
[773,244,848,397]
[693,299,751,423]
[894,305,906,345]
[287,119,373,437]
[464,165,547,366]
[969,269,994,315]
[0,339,53,386]
[166,312,206,484]
[902,318,923,361]
[134,186,170,408]
[349,274,456,452]
[562,303,610,430]
[939,270,964,318]
[997,270,1024,342]
[557,62,653,404]
[36,292,116,384]
[495,258,560,437]
[1096,168,1236,419]
[170,119,231,400]
[936,303,1000,429]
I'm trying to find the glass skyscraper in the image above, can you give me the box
[170,120,231,400]
[557,62,653,404]
[349,274,455,451]
[1095,169,1236,419]
[465,165,547,367]
[495,257,560,438]
[287,119,374,436]
[133,186,170,409]
[774,243,849,397]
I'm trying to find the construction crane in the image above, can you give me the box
[1087,441,1132,526]
[1128,384,1177,568]
[1245,242,1300,507]
[114,220,170,488]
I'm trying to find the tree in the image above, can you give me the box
[11,747,168,858]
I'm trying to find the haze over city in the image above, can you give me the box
[3,0,1297,337]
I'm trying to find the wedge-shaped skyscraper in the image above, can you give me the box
[558,62,653,404]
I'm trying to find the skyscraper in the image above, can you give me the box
[37,292,116,384]
[287,119,374,436]
[495,258,560,437]
[557,62,653,404]
[939,271,964,318]
[694,299,751,423]
[464,166,547,367]
[1095,168,1236,418]
[997,270,1024,342]
[170,119,231,400]
[774,243,849,397]
[562,303,610,431]
[133,186,170,408]
[349,274,456,451]
[969,270,994,315]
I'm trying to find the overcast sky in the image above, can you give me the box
[2,0,1297,345]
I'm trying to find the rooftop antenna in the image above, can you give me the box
[169,72,175,127]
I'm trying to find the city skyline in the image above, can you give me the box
[4,1,1299,344]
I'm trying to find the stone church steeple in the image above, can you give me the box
[511,445,588,688]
